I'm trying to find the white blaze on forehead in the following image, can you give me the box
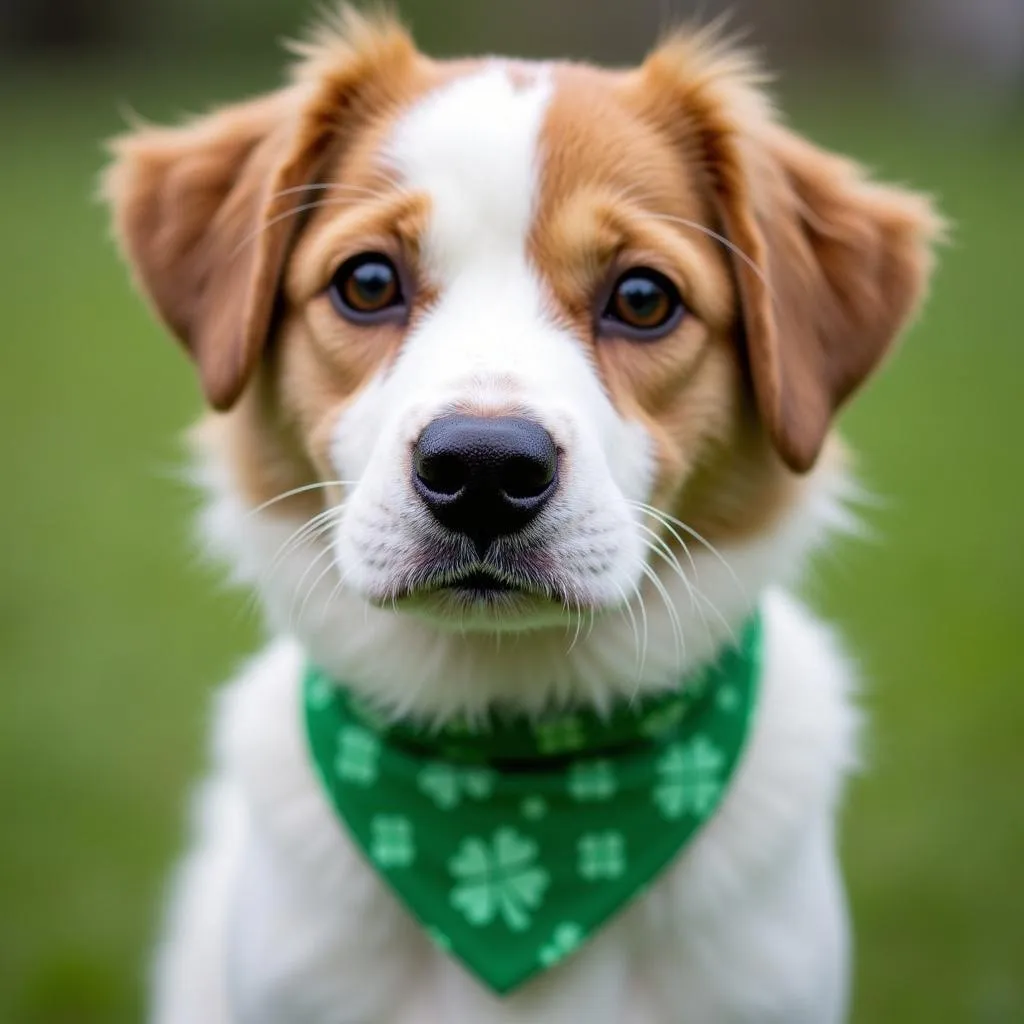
[333,60,653,511]
[386,63,552,281]
[330,61,654,609]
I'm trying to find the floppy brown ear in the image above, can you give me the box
[640,36,944,472]
[105,91,307,409]
[713,124,942,471]
[103,8,417,409]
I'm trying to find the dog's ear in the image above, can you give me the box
[104,92,304,409]
[103,9,417,410]
[638,35,944,472]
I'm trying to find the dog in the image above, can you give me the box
[104,7,941,1023]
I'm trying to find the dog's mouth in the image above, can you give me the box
[363,537,585,623]
[440,569,519,596]
[389,562,562,613]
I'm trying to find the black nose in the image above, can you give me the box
[413,415,558,555]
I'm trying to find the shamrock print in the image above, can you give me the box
[639,699,687,739]
[538,921,584,967]
[520,796,548,821]
[305,674,335,711]
[335,725,381,786]
[417,762,496,810]
[347,693,389,731]
[577,831,627,881]
[716,685,740,712]
[449,827,550,932]
[653,735,725,820]
[370,815,415,868]
[567,759,617,801]
[534,715,585,754]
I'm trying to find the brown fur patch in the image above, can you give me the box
[528,64,792,544]
[106,11,939,550]
[632,30,944,472]
[104,9,429,411]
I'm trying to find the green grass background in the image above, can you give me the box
[1,55,1022,1024]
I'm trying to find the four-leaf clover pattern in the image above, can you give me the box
[639,699,687,739]
[309,622,753,994]
[418,762,496,810]
[370,815,416,868]
[347,693,390,731]
[653,735,725,820]
[538,922,584,967]
[335,726,381,786]
[520,796,548,821]
[577,831,627,881]
[449,827,550,932]
[534,715,585,754]
[306,674,335,710]
[567,759,617,801]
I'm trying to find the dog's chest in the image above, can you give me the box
[222,594,855,1023]
[231,823,730,1024]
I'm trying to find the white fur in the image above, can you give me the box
[154,65,862,1024]
[330,67,654,640]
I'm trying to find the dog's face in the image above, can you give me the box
[106,11,939,638]
[276,59,748,629]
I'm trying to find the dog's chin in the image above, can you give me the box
[357,566,600,633]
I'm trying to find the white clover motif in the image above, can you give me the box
[534,715,585,754]
[335,726,381,786]
[577,831,627,881]
[538,921,585,967]
[370,815,415,868]
[448,827,550,932]
[417,762,496,810]
[567,759,617,801]
[653,735,725,820]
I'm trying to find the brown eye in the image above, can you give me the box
[600,268,684,339]
[328,253,405,322]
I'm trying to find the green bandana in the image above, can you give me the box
[304,612,762,995]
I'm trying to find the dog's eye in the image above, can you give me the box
[600,268,684,339]
[328,253,404,322]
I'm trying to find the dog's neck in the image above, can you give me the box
[196,450,854,724]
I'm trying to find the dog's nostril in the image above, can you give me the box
[415,451,467,497]
[500,453,556,500]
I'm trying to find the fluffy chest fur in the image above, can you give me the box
[156,586,856,1024]
[104,7,940,1023]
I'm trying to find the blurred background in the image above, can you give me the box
[1,0,1022,1021]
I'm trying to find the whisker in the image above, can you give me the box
[633,503,702,587]
[282,521,339,612]
[645,212,774,300]
[635,521,698,613]
[624,575,654,704]
[566,595,585,655]
[249,506,346,625]
[638,555,685,668]
[232,195,368,258]
[267,505,342,577]
[637,521,715,646]
[266,182,396,204]
[630,503,739,642]
[610,579,642,678]
[293,547,341,631]
[628,500,745,600]
[631,578,650,684]
[320,559,355,626]
[249,480,355,517]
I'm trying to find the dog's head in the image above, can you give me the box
[104,9,939,692]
